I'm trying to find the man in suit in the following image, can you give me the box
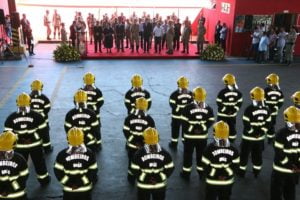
[116,18,125,52]
[130,19,140,53]
[173,18,181,51]
[143,18,152,53]
[166,20,174,55]
[93,21,103,53]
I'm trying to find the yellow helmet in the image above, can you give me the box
[31,80,43,91]
[177,76,189,89]
[131,74,143,88]
[0,131,17,151]
[250,87,265,101]
[193,87,207,102]
[74,90,87,103]
[213,121,229,139]
[266,73,279,85]
[135,97,148,111]
[16,93,31,107]
[143,127,159,145]
[222,73,236,85]
[291,91,300,105]
[67,127,84,146]
[284,106,300,123]
[83,72,95,85]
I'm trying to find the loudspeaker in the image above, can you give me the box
[11,12,20,28]
[0,9,5,25]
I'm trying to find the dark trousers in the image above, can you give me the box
[248,43,259,61]
[71,38,76,47]
[205,184,232,200]
[94,38,102,53]
[270,171,297,200]
[27,39,34,54]
[42,126,51,151]
[258,51,266,63]
[127,148,138,178]
[182,139,207,175]
[63,191,91,200]
[144,37,150,52]
[269,46,276,61]
[16,147,49,184]
[139,32,144,48]
[220,39,226,51]
[137,187,166,200]
[173,35,180,51]
[239,139,263,175]
[162,34,167,49]
[170,118,183,145]
[267,115,277,140]
[154,37,162,53]
[217,116,237,142]
[116,36,124,51]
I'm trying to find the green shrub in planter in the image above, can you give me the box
[53,43,81,62]
[200,44,225,61]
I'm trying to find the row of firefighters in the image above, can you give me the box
[0,72,300,200]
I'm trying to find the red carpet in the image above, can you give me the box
[83,43,199,59]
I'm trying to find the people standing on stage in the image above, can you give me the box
[103,22,114,53]
[181,20,191,54]
[87,13,96,44]
[44,10,51,40]
[215,20,222,44]
[116,18,125,53]
[277,27,287,63]
[173,18,181,51]
[69,21,77,47]
[52,9,61,40]
[153,22,164,54]
[139,18,145,50]
[93,21,103,53]
[61,23,67,43]
[162,20,168,49]
[285,26,298,65]
[130,19,140,53]
[21,14,30,44]
[196,20,206,54]
[220,23,228,52]
[143,18,152,53]
[125,19,131,49]
[166,20,175,55]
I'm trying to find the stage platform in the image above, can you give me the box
[83,43,199,59]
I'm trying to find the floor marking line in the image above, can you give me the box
[0,68,31,109]
[50,66,68,104]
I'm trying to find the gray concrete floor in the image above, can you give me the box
[0,44,300,200]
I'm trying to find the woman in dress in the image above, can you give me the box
[103,22,114,53]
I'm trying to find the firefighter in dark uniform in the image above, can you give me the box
[54,127,98,200]
[238,87,271,178]
[30,80,53,153]
[64,90,99,152]
[291,91,300,109]
[270,106,300,200]
[264,73,284,143]
[123,97,155,184]
[180,87,215,180]
[125,74,152,115]
[131,128,174,200]
[216,74,243,143]
[0,131,29,200]
[4,93,51,186]
[202,121,240,200]
[80,72,104,150]
[168,76,193,150]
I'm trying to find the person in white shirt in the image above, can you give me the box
[153,23,164,53]
[258,32,269,63]
[247,26,261,61]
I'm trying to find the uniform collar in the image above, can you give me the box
[145,144,162,154]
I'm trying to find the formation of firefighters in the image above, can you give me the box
[0,72,299,200]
